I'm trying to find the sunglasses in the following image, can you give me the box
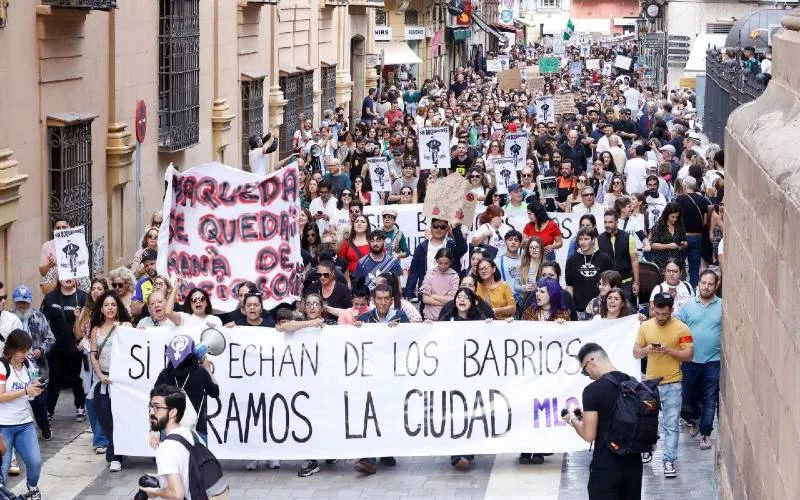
[0,295,6,300]
[431,223,448,230]
[341,192,353,197]
[582,193,595,197]
[191,295,206,304]
[521,173,533,178]
[469,175,482,179]
[581,360,590,376]
[316,272,331,279]
[111,282,125,288]
[382,214,396,219]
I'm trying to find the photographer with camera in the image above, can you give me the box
[562,342,645,500]
[0,330,45,500]
[137,385,228,500]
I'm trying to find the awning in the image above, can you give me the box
[473,12,509,45]
[373,42,423,66]
[492,22,519,34]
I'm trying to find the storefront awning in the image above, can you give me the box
[473,12,509,45]
[373,42,423,66]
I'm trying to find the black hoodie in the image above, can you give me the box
[155,355,220,435]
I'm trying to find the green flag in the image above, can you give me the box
[563,19,575,41]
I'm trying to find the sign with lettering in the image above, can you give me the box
[539,57,560,74]
[405,26,425,40]
[554,93,578,115]
[374,26,392,41]
[417,127,450,170]
[585,58,600,71]
[156,163,303,311]
[110,316,640,459]
[487,58,503,72]
[54,226,90,280]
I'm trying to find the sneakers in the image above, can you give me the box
[94,446,107,455]
[518,453,532,465]
[27,487,41,500]
[452,457,471,470]
[685,419,700,438]
[245,460,263,471]
[298,460,320,477]
[641,452,652,464]
[353,458,377,475]
[109,460,122,472]
[76,407,87,422]
[379,456,396,467]
[268,460,281,469]
[47,413,53,424]
[41,428,53,441]
[8,455,19,476]
[530,454,545,465]
[700,435,713,450]
[663,461,676,478]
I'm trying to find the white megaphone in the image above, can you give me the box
[195,327,227,359]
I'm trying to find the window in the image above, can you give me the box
[42,0,117,10]
[158,0,200,152]
[404,9,419,25]
[375,9,387,25]
[320,65,337,116]
[279,71,315,157]
[706,23,733,34]
[241,75,265,169]
[538,0,560,8]
[47,113,96,269]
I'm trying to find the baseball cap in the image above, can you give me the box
[508,183,522,192]
[12,285,32,304]
[165,335,195,369]
[659,144,676,154]
[141,248,158,263]
[652,292,675,308]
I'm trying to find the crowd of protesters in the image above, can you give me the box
[0,34,726,500]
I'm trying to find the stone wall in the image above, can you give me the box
[720,8,800,500]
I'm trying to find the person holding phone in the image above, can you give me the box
[633,293,694,478]
[0,329,45,499]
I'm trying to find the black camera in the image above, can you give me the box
[133,474,159,500]
[560,407,583,419]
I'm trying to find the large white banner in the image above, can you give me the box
[418,127,450,170]
[156,162,303,311]
[110,317,640,459]
[53,226,90,279]
[503,132,529,171]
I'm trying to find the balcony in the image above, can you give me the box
[41,0,117,11]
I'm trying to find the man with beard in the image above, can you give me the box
[40,278,87,423]
[139,384,228,500]
[353,230,401,290]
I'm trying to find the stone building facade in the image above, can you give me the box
[0,0,378,300]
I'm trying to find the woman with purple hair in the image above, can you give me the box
[519,278,571,322]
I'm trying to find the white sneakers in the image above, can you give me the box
[109,460,122,472]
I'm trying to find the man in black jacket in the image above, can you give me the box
[597,210,640,307]
[41,278,88,422]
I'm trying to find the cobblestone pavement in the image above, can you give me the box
[11,389,717,499]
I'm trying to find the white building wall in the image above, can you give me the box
[665,0,762,38]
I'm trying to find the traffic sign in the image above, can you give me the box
[135,100,147,143]
[668,35,691,41]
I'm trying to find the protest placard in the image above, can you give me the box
[417,127,450,170]
[554,93,578,115]
[487,58,502,72]
[539,57,560,74]
[528,76,546,92]
[585,58,600,70]
[492,158,516,194]
[504,132,529,171]
[497,69,522,91]
[614,54,633,71]
[498,54,510,71]
[54,226,90,280]
[535,95,555,123]
[422,174,476,224]
[540,176,557,199]
[110,316,640,459]
[367,157,392,192]
[156,162,304,310]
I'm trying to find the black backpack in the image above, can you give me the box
[602,372,662,456]
[164,431,228,500]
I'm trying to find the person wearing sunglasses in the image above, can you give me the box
[128,226,160,280]
[180,288,221,328]
[403,216,467,300]
[563,342,645,500]
[379,208,409,260]
[107,267,135,315]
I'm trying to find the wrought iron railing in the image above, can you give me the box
[703,50,767,146]
[42,0,117,10]
[241,77,265,169]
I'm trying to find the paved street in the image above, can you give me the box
[10,392,717,500]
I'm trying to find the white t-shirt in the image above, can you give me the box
[308,196,340,234]
[248,148,267,176]
[426,240,446,273]
[650,281,694,313]
[0,360,34,426]
[624,157,647,194]
[157,426,194,499]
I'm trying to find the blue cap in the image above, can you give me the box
[508,183,522,192]
[12,285,32,304]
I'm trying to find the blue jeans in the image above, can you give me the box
[658,383,681,464]
[86,398,110,448]
[686,234,703,287]
[681,361,720,437]
[0,422,42,488]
